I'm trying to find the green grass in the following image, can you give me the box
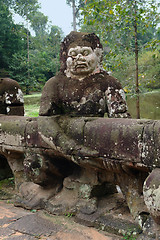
[24,93,41,98]
[122,233,137,240]
[24,93,41,117]
[24,104,40,117]
[0,178,14,190]
[24,93,41,104]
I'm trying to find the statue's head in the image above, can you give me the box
[60,31,103,79]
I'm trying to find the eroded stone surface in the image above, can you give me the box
[0,78,24,116]
[0,115,160,229]
[39,32,130,118]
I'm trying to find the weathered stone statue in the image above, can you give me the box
[0,77,24,180]
[0,32,160,239]
[28,32,148,227]
[0,78,24,116]
[34,31,137,219]
[39,31,130,118]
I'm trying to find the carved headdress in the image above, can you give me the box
[60,31,103,73]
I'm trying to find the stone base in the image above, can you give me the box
[45,190,145,238]
[14,182,60,210]
[0,178,157,240]
[12,173,157,239]
[44,170,117,216]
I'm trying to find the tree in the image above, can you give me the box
[9,24,63,92]
[66,0,85,31]
[1,0,63,93]
[29,12,48,37]
[0,0,27,69]
[9,52,30,91]
[9,0,40,94]
[30,25,63,84]
[81,0,160,118]
[10,0,40,18]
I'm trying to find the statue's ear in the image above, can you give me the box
[94,48,103,63]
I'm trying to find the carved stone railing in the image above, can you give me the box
[0,114,160,238]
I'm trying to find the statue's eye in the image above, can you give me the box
[70,51,77,57]
[83,50,89,56]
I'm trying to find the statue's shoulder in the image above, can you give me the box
[40,73,67,116]
[96,70,122,89]
[43,76,58,88]
[43,73,66,90]
[0,78,21,92]
[0,78,24,115]
[41,73,67,102]
[0,78,23,103]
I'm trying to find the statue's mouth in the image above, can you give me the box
[75,63,88,69]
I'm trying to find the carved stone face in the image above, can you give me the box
[65,46,102,80]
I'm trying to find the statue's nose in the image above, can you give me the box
[76,53,84,60]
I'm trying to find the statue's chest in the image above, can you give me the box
[59,80,106,116]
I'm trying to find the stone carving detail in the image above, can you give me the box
[0,78,24,116]
[0,32,160,239]
[39,31,130,118]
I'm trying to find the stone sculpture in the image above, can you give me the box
[0,32,160,239]
[0,115,160,238]
[0,77,24,180]
[39,31,130,118]
[0,77,24,116]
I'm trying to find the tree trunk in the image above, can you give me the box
[134,1,140,119]
[72,0,77,31]
[26,26,30,95]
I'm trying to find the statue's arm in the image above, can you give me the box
[39,77,62,116]
[104,77,131,118]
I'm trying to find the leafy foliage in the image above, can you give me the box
[0,1,27,68]
[10,0,40,19]
[29,11,48,37]
[80,0,160,94]
[9,25,63,93]
[81,0,159,53]
[107,48,160,92]
[1,0,63,93]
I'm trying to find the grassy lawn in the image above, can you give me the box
[24,93,41,117]
[24,104,40,117]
